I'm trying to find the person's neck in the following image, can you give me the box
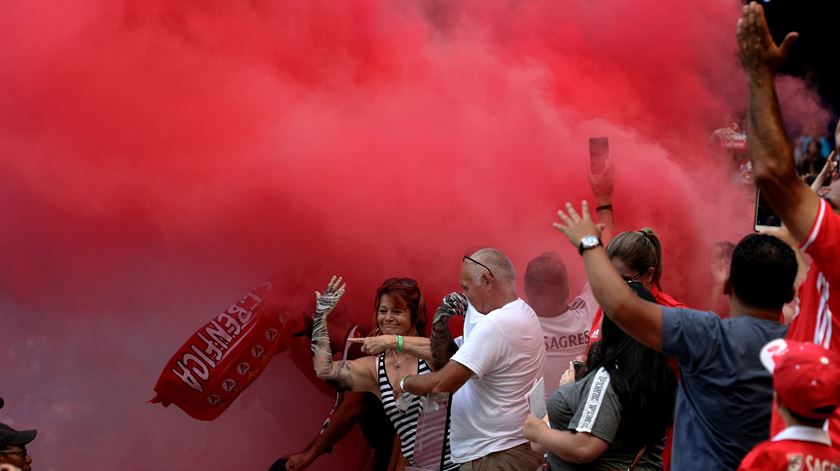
[729,297,781,322]
[487,289,518,313]
[537,304,571,318]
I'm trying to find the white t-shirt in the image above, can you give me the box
[538,285,599,395]
[449,298,547,462]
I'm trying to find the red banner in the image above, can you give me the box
[151,280,304,420]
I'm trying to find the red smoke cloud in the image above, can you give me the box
[0,0,828,469]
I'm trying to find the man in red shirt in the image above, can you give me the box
[738,2,840,447]
[738,339,840,470]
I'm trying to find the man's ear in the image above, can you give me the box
[481,273,492,287]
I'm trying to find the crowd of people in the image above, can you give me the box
[274,4,840,470]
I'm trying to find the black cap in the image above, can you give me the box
[0,423,36,449]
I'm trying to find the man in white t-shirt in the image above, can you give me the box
[525,252,599,394]
[400,248,547,469]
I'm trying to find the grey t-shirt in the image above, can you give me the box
[546,367,664,471]
[661,307,787,471]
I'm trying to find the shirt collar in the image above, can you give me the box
[772,425,831,446]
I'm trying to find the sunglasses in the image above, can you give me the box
[0,446,26,457]
[381,277,418,288]
[620,273,643,283]
[463,255,495,278]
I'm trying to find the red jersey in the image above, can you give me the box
[738,426,840,471]
[771,199,840,446]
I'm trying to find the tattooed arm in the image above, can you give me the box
[311,276,377,393]
[429,293,467,371]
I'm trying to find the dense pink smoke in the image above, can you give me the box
[0,0,828,469]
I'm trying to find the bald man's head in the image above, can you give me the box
[469,248,515,282]
[460,248,517,313]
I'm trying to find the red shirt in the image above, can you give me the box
[739,426,840,471]
[771,199,840,447]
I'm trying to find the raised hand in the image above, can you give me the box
[433,292,468,324]
[736,2,798,78]
[314,275,346,318]
[553,201,603,248]
[559,361,576,387]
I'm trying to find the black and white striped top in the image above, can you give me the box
[377,353,458,470]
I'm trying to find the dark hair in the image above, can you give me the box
[729,234,797,310]
[268,458,288,471]
[374,278,427,336]
[524,252,570,304]
[586,283,677,448]
[606,228,663,288]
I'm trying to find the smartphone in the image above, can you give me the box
[572,360,586,380]
[754,189,782,231]
[589,137,609,175]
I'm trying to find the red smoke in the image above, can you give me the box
[0,0,828,469]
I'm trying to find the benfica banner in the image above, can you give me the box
[151,280,304,420]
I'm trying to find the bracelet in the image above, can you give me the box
[399,375,409,393]
[596,204,613,212]
[396,335,404,352]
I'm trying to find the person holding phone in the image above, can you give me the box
[738,1,840,447]
[522,283,677,471]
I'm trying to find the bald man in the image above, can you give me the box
[400,249,546,470]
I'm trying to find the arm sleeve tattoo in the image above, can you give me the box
[311,292,353,390]
[430,293,467,371]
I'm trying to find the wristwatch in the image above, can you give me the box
[579,235,602,255]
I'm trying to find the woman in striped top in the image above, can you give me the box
[311,276,458,471]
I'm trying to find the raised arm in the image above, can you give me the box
[554,201,663,351]
[311,276,377,392]
[590,149,615,244]
[737,2,818,243]
[429,293,467,370]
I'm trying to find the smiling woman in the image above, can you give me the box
[310,276,459,471]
